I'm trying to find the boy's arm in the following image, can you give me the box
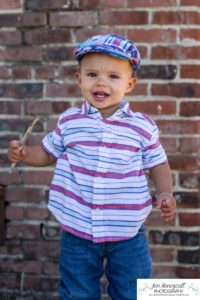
[8,140,56,167]
[149,163,176,221]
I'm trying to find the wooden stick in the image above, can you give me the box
[9,117,40,173]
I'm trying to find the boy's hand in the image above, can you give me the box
[155,192,176,222]
[8,140,28,163]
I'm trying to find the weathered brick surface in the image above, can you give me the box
[0,0,199,298]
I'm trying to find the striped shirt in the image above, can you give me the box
[42,101,167,243]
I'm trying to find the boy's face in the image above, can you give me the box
[76,53,136,118]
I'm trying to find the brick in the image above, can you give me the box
[26,0,72,10]
[0,134,19,150]
[0,171,21,185]
[179,213,200,226]
[153,11,200,24]
[152,46,200,60]
[0,153,10,167]
[0,83,43,98]
[0,101,20,115]
[99,0,125,8]
[52,101,71,114]
[178,250,199,264]
[0,273,17,289]
[0,259,41,274]
[35,66,56,79]
[138,65,177,79]
[50,11,98,27]
[24,29,71,45]
[47,83,81,97]
[149,230,199,246]
[130,101,176,115]
[0,0,22,9]
[0,119,43,132]
[6,206,25,221]
[0,48,42,62]
[24,274,58,291]
[179,137,200,153]
[0,14,20,27]
[128,29,176,43]
[176,266,199,278]
[44,46,74,62]
[42,261,59,275]
[179,173,200,189]
[59,65,78,80]
[0,31,22,46]
[23,171,53,185]
[180,101,200,117]
[160,137,177,153]
[181,0,200,5]
[181,29,200,42]
[181,65,200,79]
[99,11,148,25]
[77,0,100,9]
[27,207,49,220]
[169,155,199,171]
[152,83,200,98]
[6,224,41,240]
[0,66,10,79]
[152,266,177,278]
[12,65,32,79]
[127,0,177,7]
[19,12,47,27]
[6,187,43,203]
[175,192,200,209]
[157,120,200,134]
[75,27,126,43]
[151,248,174,262]
[130,83,148,96]
[26,0,100,10]
[22,240,60,258]
[25,101,52,115]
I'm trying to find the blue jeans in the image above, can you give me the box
[58,226,152,300]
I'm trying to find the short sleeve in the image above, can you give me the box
[142,121,167,170]
[42,116,65,159]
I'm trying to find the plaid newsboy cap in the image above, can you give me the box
[73,34,141,72]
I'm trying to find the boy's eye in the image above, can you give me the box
[87,72,97,77]
[110,74,119,79]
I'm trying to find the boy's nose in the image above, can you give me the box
[96,76,107,86]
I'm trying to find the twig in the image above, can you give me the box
[9,117,39,173]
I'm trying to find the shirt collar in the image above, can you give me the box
[81,100,134,119]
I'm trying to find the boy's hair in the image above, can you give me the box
[73,34,141,73]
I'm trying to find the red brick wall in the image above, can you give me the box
[0,0,199,298]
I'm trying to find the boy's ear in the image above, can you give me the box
[126,77,137,94]
[75,72,81,85]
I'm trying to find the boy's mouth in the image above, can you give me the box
[93,91,109,101]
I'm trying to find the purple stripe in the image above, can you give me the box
[68,141,139,152]
[103,119,152,140]
[141,113,154,126]
[71,165,144,179]
[93,199,152,210]
[144,139,160,151]
[55,126,61,136]
[60,225,133,243]
[60,224,93,240]
[52,184,151,210]
[59,114,88,125]
[51,184,91,208]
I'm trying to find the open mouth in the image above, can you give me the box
[93,91,109,101]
